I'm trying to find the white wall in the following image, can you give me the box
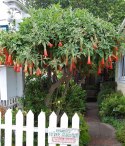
[0,66,8,100]
[115,60,125,95]
[0,0,29,30]
[7,67,17,99]
[16,68,24,97]
[0,65,24,100]
[0,0,9,26]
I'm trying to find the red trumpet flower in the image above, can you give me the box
[98,67,101,75]
[87,56,92,65]
[58,41,63,47]
[109,62,113,70]
[108,56,112,62]
[101,58,105,65]
[70,64,73,73]
[24,64,28,73]
[44,49,48,57]
[8,54,13,65]
[36,67,42,76]
[16,65,20,72]
[114,46,118,51]
[48,42,53,48]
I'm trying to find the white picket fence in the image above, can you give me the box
[0,109,80,146]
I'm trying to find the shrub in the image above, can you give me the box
[20,76,53,128]
[116,125,125,145]
[97,88,114,105]
[51,82,87,125]
[64,83,86,115]
[97,81,118,106]
[22,76,48,115]
[100,81,117,91]
[99,83,125,145]
[23,77,86,115]
[79,113,90,146]
[99,92,125,118]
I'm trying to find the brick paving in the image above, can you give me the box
[85,102,122,146]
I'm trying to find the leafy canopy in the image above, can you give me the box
[0,4,124,75]
[26,0,125,26]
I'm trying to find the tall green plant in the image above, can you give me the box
[99,92,125,118]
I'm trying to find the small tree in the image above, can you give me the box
[0,4,125,101]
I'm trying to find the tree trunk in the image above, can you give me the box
[45,71,72,108]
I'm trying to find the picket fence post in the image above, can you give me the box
[49,112,57,146]
[60,113,68,146]
[5,109,12,146]
[72,113,80,146]
[26,110,34,146]
[38,111,45,146]
[16,110,23,146]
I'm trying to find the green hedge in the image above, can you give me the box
[97,88,114,105]
[97,81,117,106]
[99,92,124,118]
[100,81,117,91]
[98,81,123,117]
[99,86,125,145]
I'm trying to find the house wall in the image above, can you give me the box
[115,60,125,95]
[0,0,29,31]
[0,65,24,100]
[117,83,125,95]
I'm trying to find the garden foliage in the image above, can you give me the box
[22,76,86,115]
[27,0,125,26]
[20,75,89,145]
[98,81,125,145]
[99,92,125,118]
[97,81,117,105]
[0,5,124,76]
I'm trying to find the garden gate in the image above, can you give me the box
[0,109,80,146]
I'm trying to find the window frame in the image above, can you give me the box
[119,55,125,82]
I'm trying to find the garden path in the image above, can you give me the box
[85,102,122,146]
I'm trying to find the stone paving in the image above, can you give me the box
[85,102,122,146]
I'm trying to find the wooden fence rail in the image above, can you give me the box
[0,97,21,109]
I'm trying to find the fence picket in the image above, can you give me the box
[49,112,57,146]
[60,113,68,146]
[26,110,34,146]
[38,111,45,146]
[72,113,80,146]
[0,110,80,146]
[16,110,23,146]
[5,109,12,146]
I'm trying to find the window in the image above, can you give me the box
[121,56,125,78]
[119,55,125,81]
[0,25,8,31]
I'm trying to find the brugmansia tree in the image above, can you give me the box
[0,4,125,93]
